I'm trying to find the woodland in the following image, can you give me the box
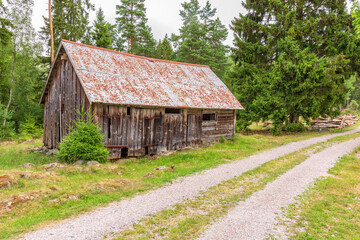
[1,0,360,139]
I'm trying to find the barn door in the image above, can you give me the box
[186,114,202,146]
[143,112,162,155]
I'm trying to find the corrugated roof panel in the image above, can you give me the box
[62,40,243,110]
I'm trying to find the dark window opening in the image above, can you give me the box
[127,107,131,116]
[144,146,149,155]
[108,118,111,139]
[165,108,180,114]
[121,147,128,158]
[203,113,216,121]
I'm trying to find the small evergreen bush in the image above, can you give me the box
[219,136,226,143]
[19,116,43,142]
[284,122,306,132]
[56,110,109,164]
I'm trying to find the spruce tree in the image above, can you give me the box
[229,0,355,130]
[173,0,228,78]
[91,8,115,49]
[115,0,156,57]
[40,0,94,55]
[155,34,174,60]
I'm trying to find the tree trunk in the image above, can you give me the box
[3,46,16,126]
[49,0,54,63]
[130,3,134,54]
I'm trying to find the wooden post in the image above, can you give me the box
[49,0,54,63]
[233,110,237,136]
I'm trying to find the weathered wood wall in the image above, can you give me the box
[43,51,89,149]
[93,104,235,159]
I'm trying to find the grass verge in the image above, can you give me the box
[283,148,360,239]
[113,132,360,239]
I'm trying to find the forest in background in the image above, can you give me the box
[1,0,360,140]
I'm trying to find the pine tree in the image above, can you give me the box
[91,8,115,49]
[173,0,228,78]
[155,34,174,60]
[229,0,355,131]
[115,0,156,56]
[40,0,94,55]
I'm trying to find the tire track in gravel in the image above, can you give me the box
[22,128,360,240]
[199,136,360,240]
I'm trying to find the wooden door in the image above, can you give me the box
[143,112,162,155]
[186,114,202,146]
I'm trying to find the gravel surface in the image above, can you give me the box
[22,129,360,240]
[199,136,360,240]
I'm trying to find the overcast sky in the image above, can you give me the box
[32,0,246,47]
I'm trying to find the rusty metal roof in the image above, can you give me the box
[44,40,243,110]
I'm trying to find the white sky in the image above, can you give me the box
[32,0,246,47]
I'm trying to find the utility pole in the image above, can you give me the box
[49,0,54,63]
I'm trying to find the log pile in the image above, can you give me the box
[311,114,358,130]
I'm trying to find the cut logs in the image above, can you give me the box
[311,114,358,130]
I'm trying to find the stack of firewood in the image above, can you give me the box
[310,114,358,130]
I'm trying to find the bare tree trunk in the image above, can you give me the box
[3,46,16,126]
[130,3,133,54]
[49,0,54,63]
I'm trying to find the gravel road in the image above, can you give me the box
[199,136,360,240]
[21,129,360,240]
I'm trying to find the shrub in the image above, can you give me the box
[349,100,359,111]
[56,110,109,164]
[270,124,282,135]
[284,122,306,132]
[219,136,226,143]
[18,116,43,142]
[0,104,16,140]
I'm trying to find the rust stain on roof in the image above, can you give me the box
[56,40,243,110]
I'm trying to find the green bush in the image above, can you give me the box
[56,110,109,164]
[0,104,16,140]
[349,100,359,111]
[284,122,306,132]
[18,116,43,142]
[219,136,226,143]
[270,124,282,135]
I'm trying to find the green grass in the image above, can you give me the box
[284,147,360,239]
[0,126,358,239]
[114,132,360,239]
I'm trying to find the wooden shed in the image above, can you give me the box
[40,40,243,159]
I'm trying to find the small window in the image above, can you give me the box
[127,107,131,116]
[165,108,180,114]
[203,113,216,121]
